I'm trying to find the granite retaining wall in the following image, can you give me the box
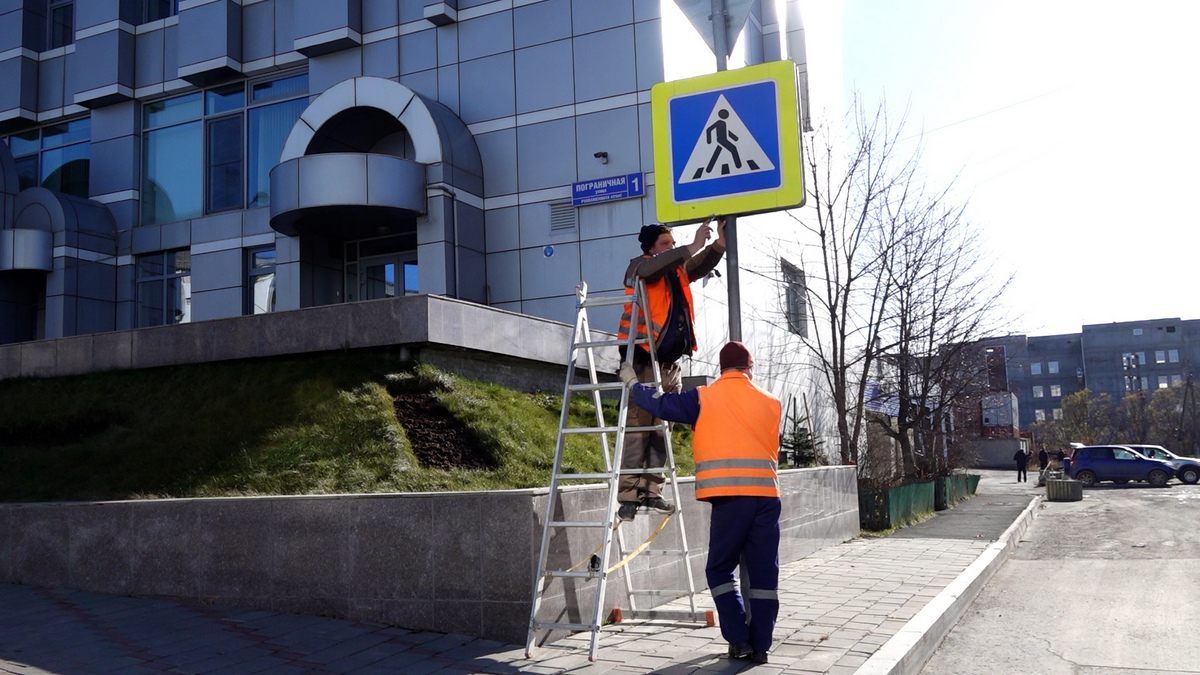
[0,467,858,645]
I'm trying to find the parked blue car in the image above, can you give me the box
[1067,445,1176,487]
[1125,444,1200,484]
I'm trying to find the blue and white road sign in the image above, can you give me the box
[571,173,645,207]
[652,61,804,222]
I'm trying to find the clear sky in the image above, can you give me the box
[840,1,1200,336]
[664,1,1200,338]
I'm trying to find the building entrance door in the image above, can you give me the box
[344,234,418,302]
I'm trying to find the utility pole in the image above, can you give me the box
[709,0,742,342]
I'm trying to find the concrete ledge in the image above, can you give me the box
[0,467,858,645]
[855,495,1042,675]
[0,295,601,387]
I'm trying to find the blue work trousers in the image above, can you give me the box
[706,495,781,652]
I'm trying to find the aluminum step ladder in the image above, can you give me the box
[524,280,708,661]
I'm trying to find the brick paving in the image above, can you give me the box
[0,471,1038,674]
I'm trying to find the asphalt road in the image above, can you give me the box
[921,479,1200,674]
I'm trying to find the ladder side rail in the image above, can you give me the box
[613,277,660,624]
[526,287,592,657]
[577,309,613,471]
[639,277,700,617]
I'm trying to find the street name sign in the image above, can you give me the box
[652,60,804,223]
[571,173,644,207]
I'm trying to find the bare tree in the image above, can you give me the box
[868,184,1012,481]
[790,95,1011,477]
[788,98,920,466]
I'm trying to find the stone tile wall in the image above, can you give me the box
[0,467,858,645]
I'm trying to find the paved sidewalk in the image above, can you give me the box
[0,471,1040,675]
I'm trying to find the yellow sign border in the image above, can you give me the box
[651,60,804,224]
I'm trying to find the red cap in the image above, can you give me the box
[719,341,754,371]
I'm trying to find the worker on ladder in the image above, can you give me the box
[616,216,727,522]
[619,342,782,665]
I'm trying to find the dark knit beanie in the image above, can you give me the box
[638,224,672,254]
[719,342,754,371]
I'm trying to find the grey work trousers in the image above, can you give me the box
[618,359,681,502]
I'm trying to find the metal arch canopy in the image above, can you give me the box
[673,0,756,58]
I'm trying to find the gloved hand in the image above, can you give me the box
[618,363,638,388]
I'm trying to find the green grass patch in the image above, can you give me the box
[0,355,693,501]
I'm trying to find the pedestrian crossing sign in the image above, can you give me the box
[651,60,804,223]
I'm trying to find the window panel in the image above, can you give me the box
[246,247,276,315]
[1052,408,1062,420]
[247,98,306,208]
[1048,361,1059,374]
[9,130,39,156]
[404,262,419,295]
[1159,376,1169,389]
[143,121,203,225]
[144,0,177,22]
[49,1,73,48]
[207,116,243,212]
[1156,350,1166,364]
[1172,375,1183,387]
[137,251,191,326]
[1033,385,1044,398]
[41,118,89,149]
[14,156,37,191]
[144,93,202,129]
[781,260,807,338]
[40,142,89,197]
[1169,349,1179,363]
[1050,384,1061,397]
[137,279,164,327]
[252,74,309,102]
[1030,362,1041,375]
[206,84,245,115]
[1034,410,1045,422]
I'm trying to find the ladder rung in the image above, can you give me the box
[617,467,668,475]
[561,425,663,434]
[574,338,648,349]
[543,570,600,579]
[533,621,597,632]
[579,295,634,308]
[568,382,626,392]
[636,549,687,556]
[548,520,609,528]
[625,609,709,622]
[628,589,693,596]
[554,472,613,481]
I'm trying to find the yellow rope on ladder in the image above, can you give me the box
[563,512,675,574]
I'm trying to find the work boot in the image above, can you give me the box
[617,501,640,522]
[750,651,769,664]
[642,496,674,513]
[727,642,752,660]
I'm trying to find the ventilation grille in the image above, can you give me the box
[550,202,577,232]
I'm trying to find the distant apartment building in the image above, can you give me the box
[976,318,1199,431]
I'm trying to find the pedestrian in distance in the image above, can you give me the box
[1014,447,1030,483]
[614,216,727,523]
[1038,448,1049,472]
[619,341,781,665]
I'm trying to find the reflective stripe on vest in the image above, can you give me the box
[692,371,782,500]
[617,261,694,353]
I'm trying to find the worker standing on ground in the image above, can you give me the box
[615,216,726,522]
[619,342,781,664]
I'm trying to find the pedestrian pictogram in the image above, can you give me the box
[679,95,775,183]
[651,61,804,223]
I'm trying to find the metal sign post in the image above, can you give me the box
[709,0,743,342]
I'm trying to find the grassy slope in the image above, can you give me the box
[0,354,693,502]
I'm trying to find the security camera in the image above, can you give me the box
[594,151,609,164]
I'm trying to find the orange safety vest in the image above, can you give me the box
[692,371,782,500]
[617,259,695,354]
